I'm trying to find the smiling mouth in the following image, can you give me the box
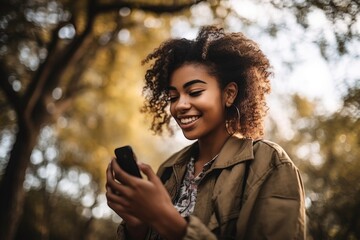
[178,116,200,125]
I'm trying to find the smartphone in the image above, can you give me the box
[114,145,142,178]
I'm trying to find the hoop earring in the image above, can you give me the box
[225,104,241,135]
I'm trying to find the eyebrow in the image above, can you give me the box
[167,79,207,91]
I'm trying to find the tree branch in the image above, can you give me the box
[96,0,206,14]
[23,21,69,120]
[25,0,97,123]
[24,0,206,124]
[0,61,21,115]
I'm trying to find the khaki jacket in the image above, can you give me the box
[117,136,306,239]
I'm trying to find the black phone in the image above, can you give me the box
[114,145,142,178]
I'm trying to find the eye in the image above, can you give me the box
[167,95,179,103]
[189,90,204,97]
[166,90,179,103]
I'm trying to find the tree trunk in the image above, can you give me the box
[0,2,204,239]
[0,125,40,240]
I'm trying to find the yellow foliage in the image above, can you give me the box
[292,94,315,118]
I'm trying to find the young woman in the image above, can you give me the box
[106,25,306,240]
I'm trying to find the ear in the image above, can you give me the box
[224,82,238,107]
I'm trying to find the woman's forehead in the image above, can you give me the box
[169,64,218,87]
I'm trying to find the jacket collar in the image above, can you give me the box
[162,136,254,169]
[212,136,254,169]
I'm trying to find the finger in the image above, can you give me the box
[106,161,117,186]
[107,199,132,215]
[121,213,146,227]
[106,183,120,197]
[106,187,131,208]
[138,163,161,184]
[106,163,133,197]
[111,159,140,186]
[106,192,139,218]
[106,176,132,198]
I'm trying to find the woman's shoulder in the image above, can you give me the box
[250,140,302,187]
[252,139,293,165]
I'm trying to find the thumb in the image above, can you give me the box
[138,163,160,183]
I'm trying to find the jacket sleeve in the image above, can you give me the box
[183,215,217,240]
[116,222,152,240]
[244,161,306,239]
[116,222,126,240]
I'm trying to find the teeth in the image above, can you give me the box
[180,116,199,124]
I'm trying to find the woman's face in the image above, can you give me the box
[168,63,228,141]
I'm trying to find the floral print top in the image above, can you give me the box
[174,155,218,217]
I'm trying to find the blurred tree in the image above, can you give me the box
[17,187,118,240]
[0,0,205,239]
[14,125,116,240]
[1,0,359,239]
[268,0,359,58]
[266,84,360,239]
[303,85,360,239]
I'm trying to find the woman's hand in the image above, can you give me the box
[106,158,187,240]
[106,159,148,238]
[107,158,174,223]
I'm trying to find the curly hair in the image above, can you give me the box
[141,25,272,139]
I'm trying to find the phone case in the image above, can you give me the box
[114,145,142,178]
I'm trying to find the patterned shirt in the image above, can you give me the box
[174,155,218,217]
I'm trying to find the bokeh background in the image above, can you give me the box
[0,0,359,239]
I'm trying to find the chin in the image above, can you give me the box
[182,131,199,141]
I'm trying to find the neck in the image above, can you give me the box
[197,131,231,164]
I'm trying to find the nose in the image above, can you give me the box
[175,96,191,112]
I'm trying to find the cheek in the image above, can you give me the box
[203,99,226,120]
[169,104,176,117]
[200,94,224,112]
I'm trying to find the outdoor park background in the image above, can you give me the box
[0,0,359,239]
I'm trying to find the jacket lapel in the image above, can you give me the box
[212,136,254,170]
